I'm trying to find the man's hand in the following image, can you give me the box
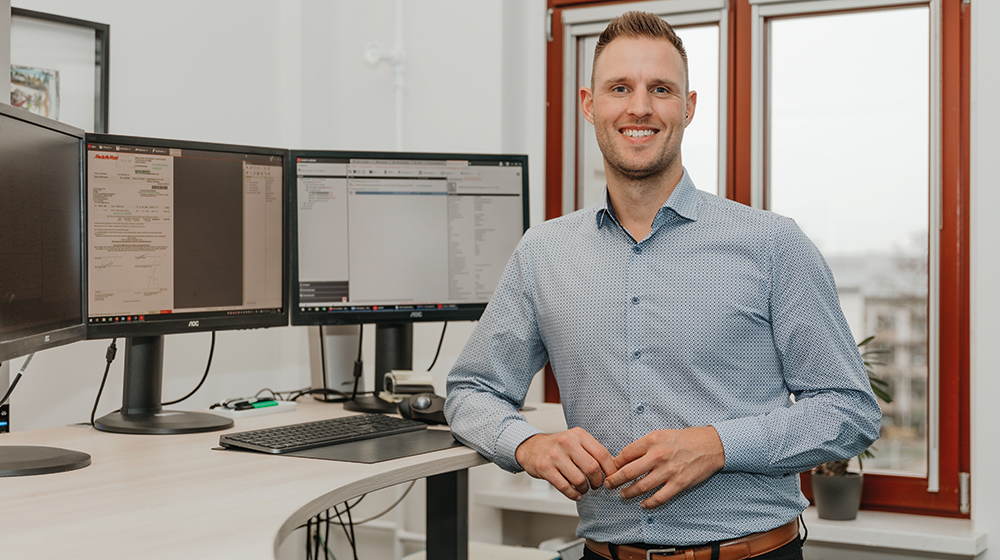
[515,428,618,502]
[604,425,726,509]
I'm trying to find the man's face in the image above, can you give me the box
[581,37,696,183]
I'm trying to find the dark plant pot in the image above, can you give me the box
[811,472,863,520]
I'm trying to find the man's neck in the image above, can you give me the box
[606,167,683,241]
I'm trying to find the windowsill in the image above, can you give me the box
[474,485,987,557]
[800,507,986,557]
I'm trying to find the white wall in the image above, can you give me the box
[5,1,547,557]
[7,0,313,434]
[971,0,1000,558]
[6,0,545,433]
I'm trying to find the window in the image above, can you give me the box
[546,0,969,517]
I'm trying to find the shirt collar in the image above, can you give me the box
[596,168,701,229]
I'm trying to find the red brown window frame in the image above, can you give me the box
[543,0,970,518]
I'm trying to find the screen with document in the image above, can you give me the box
[85,135,288,338]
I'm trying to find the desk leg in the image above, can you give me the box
[426,469,468,560]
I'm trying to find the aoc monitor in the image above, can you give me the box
[0,103,90,476]
[85,134,288,434]
[290,151,528,411]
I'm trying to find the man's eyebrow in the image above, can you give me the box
[599,76,681,89]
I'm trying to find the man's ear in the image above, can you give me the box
[580,87,596,125]
[684,90,698,127]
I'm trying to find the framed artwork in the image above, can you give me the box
[9,8,109,133]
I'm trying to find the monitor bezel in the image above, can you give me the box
[83,133,290,340]
[289,150,529,327]
[0,104,88,363]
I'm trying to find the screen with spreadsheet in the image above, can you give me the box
[291,151,528,325]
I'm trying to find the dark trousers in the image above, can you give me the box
[582,536,804,560]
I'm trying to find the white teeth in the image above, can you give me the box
[622,129,655,137]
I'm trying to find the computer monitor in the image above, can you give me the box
[85,134,288,434]
[290,151,528,412]
[0,103,91,476]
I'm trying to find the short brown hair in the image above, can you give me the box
[592,11,688,89]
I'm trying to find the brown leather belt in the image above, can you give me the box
[585,519,799,560]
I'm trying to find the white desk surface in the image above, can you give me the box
[0,401,565,560]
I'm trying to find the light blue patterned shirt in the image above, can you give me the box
[445,171,881,545]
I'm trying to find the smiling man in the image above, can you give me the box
[446,11,881,560]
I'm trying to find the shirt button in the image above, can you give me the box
[631,296,640,305]
[636,405,645,414]
[646,516,655,524]
[633,245,643,254]
[633,350,641,359]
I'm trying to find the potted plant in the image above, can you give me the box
[810,336,893,520]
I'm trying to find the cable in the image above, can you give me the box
[317,326,331,401]
[350,325,364,400]
[425,322,448,372]
[327,480,417,526]
[333,501,358,560]
[0,353,34,407]
[90,339,118,426]
[162,331,216,406]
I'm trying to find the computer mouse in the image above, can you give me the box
[398,392,447,425]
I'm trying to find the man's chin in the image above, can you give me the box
[610,162,669,182]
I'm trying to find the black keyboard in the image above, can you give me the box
[219,413,427,454]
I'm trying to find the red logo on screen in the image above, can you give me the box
[94,154,119,160]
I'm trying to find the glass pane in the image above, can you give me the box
[577,24,720,209]
[768,7,930,475]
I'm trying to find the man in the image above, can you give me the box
[446,11,881,560]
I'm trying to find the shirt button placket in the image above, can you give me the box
[627,240,647,444]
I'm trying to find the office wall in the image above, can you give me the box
[6,0,312,434]
[5,1,545,556]
[6,0,546,438]
[971,1,1000,558]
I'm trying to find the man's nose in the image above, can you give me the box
[627,90,653,118]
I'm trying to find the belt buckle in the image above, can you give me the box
[646,548,676,560]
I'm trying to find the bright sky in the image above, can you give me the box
[768,7,930,258]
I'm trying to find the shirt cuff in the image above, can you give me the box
[712,416,770,473]
[494,419,545,473]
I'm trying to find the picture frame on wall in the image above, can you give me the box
[10,7,109,133]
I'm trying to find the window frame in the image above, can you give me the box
[545,0,970,517]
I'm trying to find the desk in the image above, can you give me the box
[0,401,565,560]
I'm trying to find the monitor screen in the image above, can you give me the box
[290,151,528,326]
[85,135,288,338]
[0,104,87,362]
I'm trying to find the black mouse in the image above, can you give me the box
[398,392,447,425]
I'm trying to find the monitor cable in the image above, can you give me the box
[90,339,118,427]
[0,353,35,407]
[424,322,448,372]
[162,331,215,406]
[349,325,366,401]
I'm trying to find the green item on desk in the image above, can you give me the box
[251,400,278,409]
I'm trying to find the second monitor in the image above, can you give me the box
[86,135,288,433]
[291,151,528,411]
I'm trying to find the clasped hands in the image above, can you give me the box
[514,426,726,510]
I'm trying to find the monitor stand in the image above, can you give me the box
[343,323,411,414]
[0,445,91,477]
[0,362,92,476]
[94,335,233,434]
